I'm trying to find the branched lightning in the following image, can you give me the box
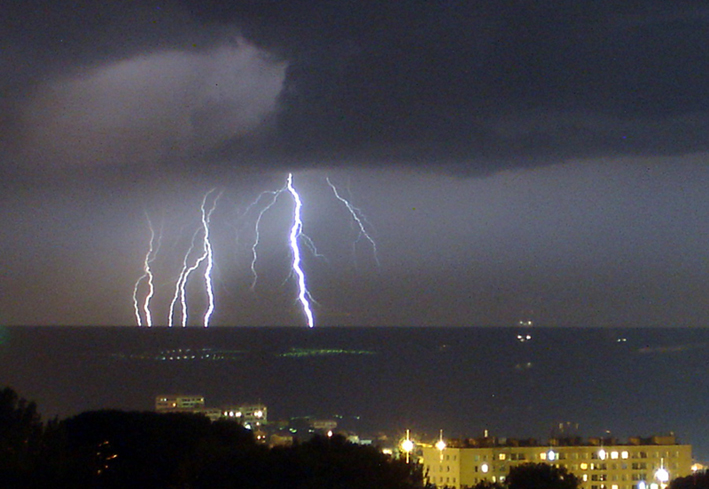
[168,189,221,327]
[133,173,376,328]
[201,191,220,327]
[286,173,315,327]
[168,228,200,327]
[326,177,379,266]
[246,186,287,290]
[133,214,161,327]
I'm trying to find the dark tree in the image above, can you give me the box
[670,471,709,489]
[0,387,43,487]
[472,463,581,489]
[42,410,258,489]
[506,463,581,489]
[470,481,506,489]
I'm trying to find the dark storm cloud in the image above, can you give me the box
[1,0,287,178]
[3,1,709,177]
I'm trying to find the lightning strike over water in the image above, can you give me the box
[133,215,161,327]
[201,191,220,327]
[168,228,200,327]
[166,189,221,327]
[286,173,315,328]
[132,172,376,327]
[326,177,379,266]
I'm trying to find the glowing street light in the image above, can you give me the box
[401,429,414,463]
[436,430,446,461]
[655,459,669,489]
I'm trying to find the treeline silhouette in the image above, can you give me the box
[0,387,427,488]
[4,387,707,489]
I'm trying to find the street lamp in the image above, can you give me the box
[401,429,414,463]
[436,430,446,462]
[655,459,669,489]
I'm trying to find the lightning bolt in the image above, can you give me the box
[201,192,219,327]
[326,177,379,266]
[133,173,376,328]
[286,173,315,328]
[246,186,287,290]
[133,214,161,327]
[167,227,200,327]
[168,189,221,327]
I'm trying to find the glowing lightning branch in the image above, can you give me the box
[326,177,379,266]
[133,215,161,327]
[167,228,200,327]
[169,189,221,327]
[286,173,315,327]
[134,173,374,328]
[201,192,219,327]
[246,186,287,290]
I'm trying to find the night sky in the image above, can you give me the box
[2,0,709,467]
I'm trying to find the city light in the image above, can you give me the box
[401,429,414,463]
[436,429,446,462]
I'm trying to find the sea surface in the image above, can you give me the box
[1,326,707,460]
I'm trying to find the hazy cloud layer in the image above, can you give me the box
[19,43,286,169]
[3,1,709,178]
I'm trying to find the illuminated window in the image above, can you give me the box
[482,464,489,473]
[499,454,507,461]
[581,463,589,470]
[612,452,619,460]
[540,452,547,461]
[622,452,629,459]
[583,475,588,482]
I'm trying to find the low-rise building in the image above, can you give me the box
[155,395,205,412]
[422,435,692,489]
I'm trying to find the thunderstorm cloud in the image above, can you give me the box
[3,1,709,179]
[19,43,287,170]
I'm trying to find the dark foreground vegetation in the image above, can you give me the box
[2,387,707,489]
[1,387,426,488]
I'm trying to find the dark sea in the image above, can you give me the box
[1,326,707,460]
